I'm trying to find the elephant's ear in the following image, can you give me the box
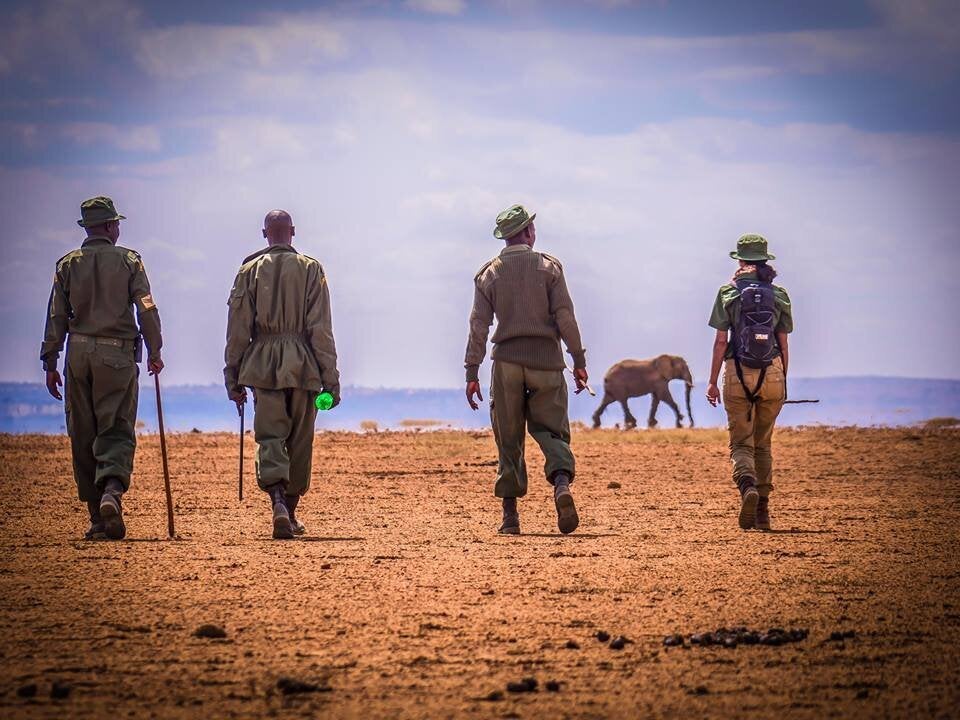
[655,354,673,381]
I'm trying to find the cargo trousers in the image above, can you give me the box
[721,356,786,498]
[490,360,575,498]
[64,336,140,502]
[252,387,318,497]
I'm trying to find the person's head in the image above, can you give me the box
[506,222,536,247]
[730,233,777,282]
[262,209,295,245]
[493,204,536,247]
[77,196,125,244]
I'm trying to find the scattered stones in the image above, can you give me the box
[16,683,37,698]
[607,481,622,489]
[668,627,807,649]
[193,624,227,639]
[828,630,856,642]
[545,680,561,692]
[595,631,610,642]
[276,677,332,695]
[481,589,496,596]
[50,682,72,699]
[609,635,632,650]
[484,690,504,701]
[321,563,332,570]
[565,639,580,649]
[689,685,709,696]
[506,677,538,693]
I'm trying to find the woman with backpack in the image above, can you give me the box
[705,234,793,531]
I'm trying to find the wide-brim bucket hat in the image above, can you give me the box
[77,196,126,227]
[730,233,775,261]
[493,204,536,240]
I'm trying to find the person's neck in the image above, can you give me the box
[267,238,293,247]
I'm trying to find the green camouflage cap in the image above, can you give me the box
[493,204,536,240]
[77,196,126,228]
[730,233,775,262]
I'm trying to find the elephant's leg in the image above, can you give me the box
[592,392,614,429]
[620,399,637,429]
[647,395,660,428]
[660,387,684,428]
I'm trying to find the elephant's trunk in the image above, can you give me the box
[682,365,695,427]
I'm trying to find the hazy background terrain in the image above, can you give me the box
[1,0,958,423]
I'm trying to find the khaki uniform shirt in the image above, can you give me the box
[40,235,163,371]
[223,244,339,396]
[708,271,793,359]
[464,244,585,383]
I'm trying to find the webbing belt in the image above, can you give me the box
[734,357,767,423]
[69,333,135,350]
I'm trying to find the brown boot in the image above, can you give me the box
[737,475,759,530]
[268,484,293,540]
[99,478,126,540]
[755,496,771,531]
[499,497,520,535]
[553,472,580,535]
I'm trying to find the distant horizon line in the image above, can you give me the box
[2,375,960,390]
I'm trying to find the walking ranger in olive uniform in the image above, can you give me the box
[705,234,793,531]
[464,204,589,535]
[41,197,164,540]
[224,210,340,540]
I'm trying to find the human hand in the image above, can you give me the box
[466,381,483,410]
[706,382,721,407]
[573,368,589,394]
[229,386,248,410]
[148,357,164,376]
[46,370,63,401]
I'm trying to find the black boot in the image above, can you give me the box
[269,484,293,540]
[285,494,306,536]
[85,499,106,540]
[737,475,759,530]
[499,497,520,535]
[553,472,580,535]
[99,478,126,540]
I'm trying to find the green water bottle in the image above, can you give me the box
[315,391,334,411]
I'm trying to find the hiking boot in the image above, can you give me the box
[499,497,520,535]
[269,485,293,540]
[99,481,126,541]
[286,494,306,536]
[755,496,771,531]
[553,472,580,535]
[84,499,106,540]
[737,475,759,530]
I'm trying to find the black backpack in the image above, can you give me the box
[733,278,778,368]
[732,278,779,417]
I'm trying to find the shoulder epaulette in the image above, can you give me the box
[474,258,496,283]
[538,252,564,273]
[241,247,271,265]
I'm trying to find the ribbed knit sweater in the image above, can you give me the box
[464,244,586,383]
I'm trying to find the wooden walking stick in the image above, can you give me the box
[238,400,244,502]
[154,374,175,538]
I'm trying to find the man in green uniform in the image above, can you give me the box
[41,197,164,541]
[224,210,340,540]
[464,204,589,535]
[705,234,793,530]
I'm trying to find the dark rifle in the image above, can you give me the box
[784,399,819,404]
[154,374,175,538]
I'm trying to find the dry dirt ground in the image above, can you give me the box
[1,426,958,719]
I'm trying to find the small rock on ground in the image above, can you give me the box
[193,624,227,639]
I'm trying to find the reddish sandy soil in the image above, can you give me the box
[0,426,958,719]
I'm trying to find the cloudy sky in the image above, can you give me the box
[1,0,958,388]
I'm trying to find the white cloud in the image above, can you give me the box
[61,123,162,153]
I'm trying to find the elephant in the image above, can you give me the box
[592,354,694,429]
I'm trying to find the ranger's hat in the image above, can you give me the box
[730,233,775,262]
[77,196,126,228]
[493,204,536,240]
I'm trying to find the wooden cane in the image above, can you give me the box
[238,400,244,502]
[154,374,175,538]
